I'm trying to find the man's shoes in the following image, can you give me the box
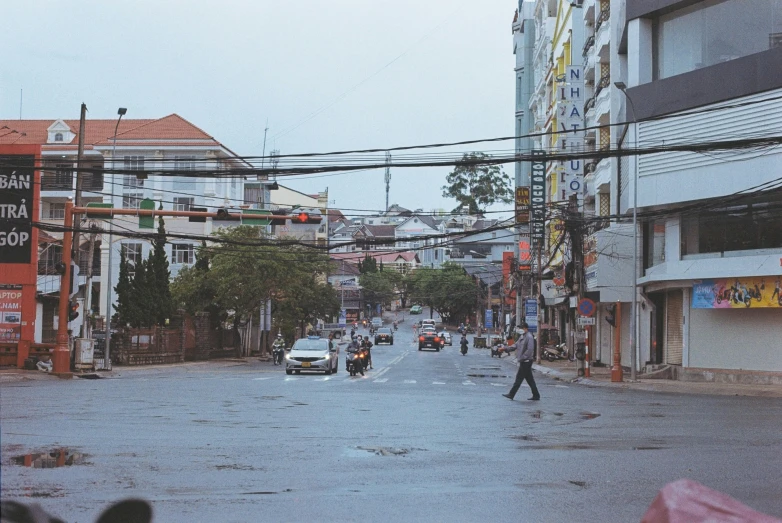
[528,397,540,401]
[502,393,514,400]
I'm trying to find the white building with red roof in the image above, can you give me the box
[1,114,265,337]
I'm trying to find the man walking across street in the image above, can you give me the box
[503,322,540,401]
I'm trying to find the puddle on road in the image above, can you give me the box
[346,446,425,457]
[12,449,87,468]
[467,374,510,378]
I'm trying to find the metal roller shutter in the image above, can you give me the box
[665,290,683,365]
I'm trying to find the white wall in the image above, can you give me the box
[689,308,782,372]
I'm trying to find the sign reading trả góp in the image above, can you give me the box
[0,155,35,264]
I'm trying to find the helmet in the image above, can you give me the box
[276,333,283,338]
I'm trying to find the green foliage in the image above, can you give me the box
[113,250,133,327]
[129,258,153,327]
[359,271,397,312]
[441,152,514,214]
[147,214,172,325]
[406,263,478,323]
[358,254,377,274]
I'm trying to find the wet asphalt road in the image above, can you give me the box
[2,321,781,522]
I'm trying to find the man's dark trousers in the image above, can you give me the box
[508,360,540,399]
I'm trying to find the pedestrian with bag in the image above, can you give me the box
[503,322,541,401]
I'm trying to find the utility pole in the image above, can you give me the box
[385,151,391,213]
[72,104,88,335]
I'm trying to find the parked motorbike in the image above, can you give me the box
[542,343,568,362]
[346,347,365,376]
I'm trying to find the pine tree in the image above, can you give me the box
[130,259,152,327]
[147,212,172,325]
[113,250,133,327]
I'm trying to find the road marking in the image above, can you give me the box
[403,380,416,384]
[314,377,333,381]
[374,378,388,383]
[490,383,505,387]
[555,384,569,388]
[432,381,446,385]
[252,377,272,381]
[462,381,475,386]
[372,367,390,379]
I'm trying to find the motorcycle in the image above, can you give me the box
[393,322,398,331]
[465,325,475,334]
[346,347,365,376]
[491,343,510,358]
[460,338,469,356]
[542,343,568,362]
[272,344,285,365]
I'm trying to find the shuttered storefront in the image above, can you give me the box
[665,290,683,365]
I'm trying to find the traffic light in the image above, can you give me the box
[292,211,322,224]
[68,301,80,322]
[215,208,240,221]
[605,304,616,327]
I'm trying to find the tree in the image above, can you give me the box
[113,250,133,327]
[170,242,220,324]
[359,271,396,314]
[442,152,514,214]
[358,254,377,274]
[129,258,153,327]
[406,264,478,323]
[147,213,172,325]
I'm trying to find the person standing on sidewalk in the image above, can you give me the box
[503,322,540,401]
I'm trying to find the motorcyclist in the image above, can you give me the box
[393,320,398,331]
[347,338,364,375]
[362,336,373,369]
[350,327,356,339]
[272,334,285,365]
[460,335,469,356]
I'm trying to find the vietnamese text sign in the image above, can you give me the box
[692,276,782,309]
[484,309,493,329]
[0,155,35,264]
[515,186,530,225]
[524,298,538,334]
[0,284,23,342]
[530,150,546,246]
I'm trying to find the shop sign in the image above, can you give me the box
[692,276,782,309]
[530,150,546,246]
[0,155,35,264]
[515,186,530,225]
[0,284,23,342]
[524,298,538,333]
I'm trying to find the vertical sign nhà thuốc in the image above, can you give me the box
[557,65,585,200]
[530,150,546,247]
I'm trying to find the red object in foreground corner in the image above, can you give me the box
[641,479,781,523]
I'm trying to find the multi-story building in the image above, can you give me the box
[1,114,260,338]
[618,0,782,378]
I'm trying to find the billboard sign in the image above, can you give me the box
[515,186,530,225]
[524,298,538,334]
[0,155,35,264]
[0,284,23,342]
[530,150,546,246]
[692,277,782,309]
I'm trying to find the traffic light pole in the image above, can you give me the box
[53,200,75,375]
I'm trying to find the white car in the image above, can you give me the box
[439,331,452,346]
[285,336,339,375]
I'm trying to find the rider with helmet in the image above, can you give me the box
[362,335,374,369]
[272,333,286,365]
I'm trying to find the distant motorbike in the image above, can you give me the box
[272,344,285,365]
[460,338,469,356]
[346,347,365,376]
[465,325,475,334]
[393,322,398,331]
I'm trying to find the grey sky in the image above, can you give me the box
[1,0,516,216]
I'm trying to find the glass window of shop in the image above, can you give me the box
[654,0,782,80]
[681,201,782,256]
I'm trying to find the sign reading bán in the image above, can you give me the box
[0,155,35,264]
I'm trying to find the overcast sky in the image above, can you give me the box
[1,0,516,217]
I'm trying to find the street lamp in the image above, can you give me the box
[614,82,638,381]
[103,107,126,370]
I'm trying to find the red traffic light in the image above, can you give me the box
[68,302,80,322]
[293,212,322,224]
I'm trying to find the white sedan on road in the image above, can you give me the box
[439,331,452,346]
[285,336,339,375]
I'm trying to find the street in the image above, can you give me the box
[2,322,781,522]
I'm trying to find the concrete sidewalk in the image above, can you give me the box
[527,358,782,398]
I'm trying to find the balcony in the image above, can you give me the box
[582,35,595,58]
[593,158,611,192]
[583,0,596,21]
[593,78,611,125]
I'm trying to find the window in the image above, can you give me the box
[645,219,666,269]
[654,0,782,80]
[173,197,194,211]
[123,156,145,185]
[174,156,196,190]
[121,243,143,270]
[55,164,73,189]
[54,133,63,142]
[681,201,782,256]
[171,244,194,265]
[122,193,143,209]
[244,184,261,208]
[45,202,66,220]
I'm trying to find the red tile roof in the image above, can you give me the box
[330,251,420,264]
[0,114,221,148]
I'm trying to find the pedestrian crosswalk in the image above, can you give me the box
[275,373,510,387]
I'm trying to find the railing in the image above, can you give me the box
[594,74,611,98]
[595,5,610,31]
[582,35,595,57]
[584,97,596,114]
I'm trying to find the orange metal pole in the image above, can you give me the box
[53,200,74,375]
[611,301,623,382]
